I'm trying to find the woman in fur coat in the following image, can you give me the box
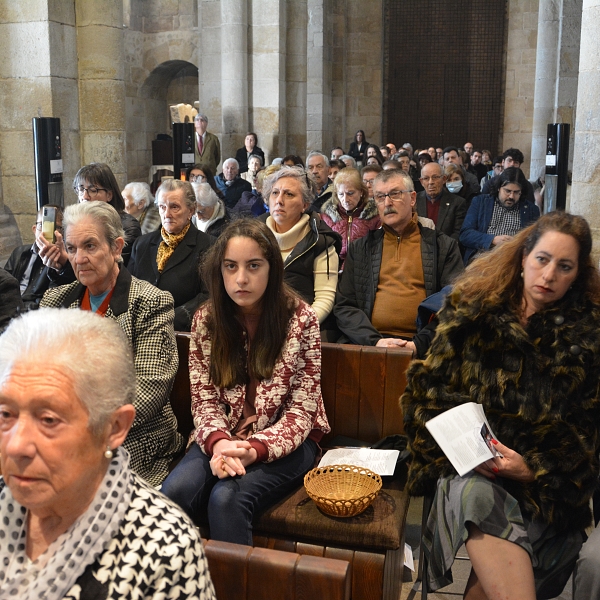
[320,168,380,269]
[402,211,600,600]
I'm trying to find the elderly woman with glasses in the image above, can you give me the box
[0,308,216,599]
[192,182,231,237]
[128,179,214,331]
[37,163,142,279]
[40,201,184,486]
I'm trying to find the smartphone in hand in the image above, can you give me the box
[41,205,57,243]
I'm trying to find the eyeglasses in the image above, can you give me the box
[500,188,522,197]
[73,185,108,197]
[363,179,375,186]
[189,174,206,182]
[419,175,443,183]
[374,190,411,204]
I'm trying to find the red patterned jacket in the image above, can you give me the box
[190,300,330,462]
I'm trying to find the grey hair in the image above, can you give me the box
[195,113,208,123]
[223,157,239,170]
[192,182,219,207]
[248,153,263,167]
[0,308,136,437]
[306,151,329,166]
[122,181,153,210]
[63,201,125,263]
[156,179,196,211]
[373,168,414,192]
[340,155,357,169]
[262,165,316,209]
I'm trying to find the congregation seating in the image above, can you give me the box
[171,335,413,600]
[202,538,351,600]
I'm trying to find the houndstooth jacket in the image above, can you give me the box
[57,473,216,599]
[41,267,184,486]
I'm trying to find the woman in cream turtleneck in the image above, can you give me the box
[262,166,341,329]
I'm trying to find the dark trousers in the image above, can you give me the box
[162,439,317,545]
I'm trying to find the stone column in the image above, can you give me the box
[285,1,307,158]
[501,0,539,177]
[306,0,333,154]
[570,0,600,264]
[76,0,126,186]
[250,0,287,162]
[198,0,223,166]
[530,0,582,179]
[0,1,79,255]
[220,0,248,163]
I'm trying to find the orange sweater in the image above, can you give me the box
[371,215,426,337]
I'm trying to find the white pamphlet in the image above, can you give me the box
[318,448,400,476]
[425,402,501,477]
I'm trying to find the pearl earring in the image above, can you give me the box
[104,446,113,459]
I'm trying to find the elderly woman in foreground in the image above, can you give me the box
[402,212,600,599]
[40,201,183,486]
[0,308,216,599]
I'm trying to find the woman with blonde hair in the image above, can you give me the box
[320,168,380,269]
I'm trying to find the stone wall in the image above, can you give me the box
[500,0,539,177]
[0,0,79,257]
[331,1,383,151]
[124,0,198,182]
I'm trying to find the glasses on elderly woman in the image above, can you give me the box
[73,185,108,197]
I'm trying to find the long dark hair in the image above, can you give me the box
[201,219,297,388]
[74,163,125,212]
[354,129,367,145]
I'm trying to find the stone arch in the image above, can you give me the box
[126,60,199,181]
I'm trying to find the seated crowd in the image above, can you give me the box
[1,136,598,600]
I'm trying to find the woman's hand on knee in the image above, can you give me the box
[210,439,247,478]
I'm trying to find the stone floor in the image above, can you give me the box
[399,496,573,600]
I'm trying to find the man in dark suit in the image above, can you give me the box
[4,205,64,310]
[194,113,221,173]
[127,179,214,331]
[415,162,467,240]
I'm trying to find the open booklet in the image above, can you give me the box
[425,402,502,476]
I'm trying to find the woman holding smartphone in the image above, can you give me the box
[162,219,330,545]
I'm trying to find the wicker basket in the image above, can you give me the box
[304,464,383,518]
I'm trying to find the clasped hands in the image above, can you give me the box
[209,439,258,479]
[474,439,535,483]
[36,230,68,271]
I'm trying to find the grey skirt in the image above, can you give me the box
[424,473,584,599]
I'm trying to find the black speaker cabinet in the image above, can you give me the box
[32,117,64,210]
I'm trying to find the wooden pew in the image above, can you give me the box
[171,335,413,600]
[203,539,351,600]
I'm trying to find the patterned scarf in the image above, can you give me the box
[0,448,132,600]
[156,222,190,273]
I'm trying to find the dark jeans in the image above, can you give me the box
[162,439,318,545]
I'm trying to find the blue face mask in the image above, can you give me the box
[446,181,463,194]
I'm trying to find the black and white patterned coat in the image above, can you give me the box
[26,474,216,599]
[40,267,184,486]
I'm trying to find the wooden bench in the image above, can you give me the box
[203,539,351,600]
[171,335,413,600]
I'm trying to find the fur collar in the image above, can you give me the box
[321,197,379,223]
